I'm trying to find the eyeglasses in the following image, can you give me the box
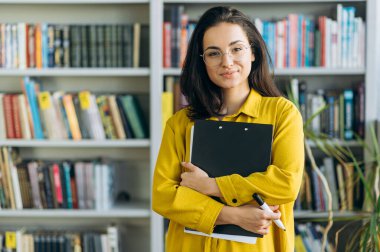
[200,43,252,67]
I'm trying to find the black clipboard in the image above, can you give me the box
[184,120,273,244]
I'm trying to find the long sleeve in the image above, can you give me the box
[215,101,304,206]
[152,116,224,234]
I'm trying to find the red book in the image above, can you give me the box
[11,94,22,138]
[3,94,15,139]
[163,22,172,68]
[52,163,63,207]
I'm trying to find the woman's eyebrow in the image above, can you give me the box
[204,40,246,51]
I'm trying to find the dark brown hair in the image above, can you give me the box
[180,6,282,120]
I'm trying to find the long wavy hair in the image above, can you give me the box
[180,6,282,120]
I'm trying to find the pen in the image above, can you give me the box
[252,193,286,231]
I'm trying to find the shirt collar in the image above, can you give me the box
[237,88,262,118]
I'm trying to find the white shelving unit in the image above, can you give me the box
[0,1,154,251]
[1,0,379,251]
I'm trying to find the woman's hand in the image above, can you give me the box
[233,204,281,235]
[180,162,221,196]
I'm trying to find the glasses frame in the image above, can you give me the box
[200,43,253,67]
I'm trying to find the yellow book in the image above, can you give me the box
[294,235,307,252]
[35,24,42,69]
[108,95,126,139]
[162,76,174,133]
[5,231,16,249]
[1,147,15,209]
[62,94,82,140]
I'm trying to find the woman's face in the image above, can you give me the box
[202,22,255,91]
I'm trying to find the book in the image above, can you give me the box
[184,120,273,244]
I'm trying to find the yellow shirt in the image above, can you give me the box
[152,88,304,252]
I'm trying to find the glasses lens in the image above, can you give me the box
[203,49,222,66]
[230,44,246,60]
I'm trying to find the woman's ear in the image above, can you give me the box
[251,53,255,62]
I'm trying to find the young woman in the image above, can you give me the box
[152,6,304,252]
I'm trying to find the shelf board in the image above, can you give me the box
[0,0,149,4]
[0,68,150,77]
[294,210,370,219]
[0,139,150,148]
[0,202,150,219]
[164,0,365,3]
[164,67,365,76]
[306,139,361,148]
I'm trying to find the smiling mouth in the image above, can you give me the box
[221,71,237,78]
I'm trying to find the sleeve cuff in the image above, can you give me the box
[196,199,224,234]
[215,176,240,206]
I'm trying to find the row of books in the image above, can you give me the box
[0,77,148,140]
[295,223,334,252]
[0,23,149,69]
[255,4,365,69]
[295,157,363,212]
[163,4,365,69]
[0,147,116,210]
[0,225,120,252]
[287,79,364,140]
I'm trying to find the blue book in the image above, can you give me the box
[23,77,44,139]
[63,162,73,209]
[343,89,354,140]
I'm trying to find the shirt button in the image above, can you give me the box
[232,199,237,203]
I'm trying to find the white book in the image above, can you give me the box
[94,163,103,210]
[341,8,348,67]
[102,163,114,210]
[18,94,32,139]
[347,7,356,68]
[276,20,285,69]
[323,157,339,211]
[325,18,331,68]
[290,78,299,105]
[90,94,106,140]
[352,18,360,68]
[330,21,337,68]
[100,234,109,252]
[8,148,23,210]
[5,24,12,68]
[52,91,69,139]
[107,225,119,252]
[12,24,18,68]
[254,18,263,36]
[17,23,26,69]
[75,162,86,209]
[336,4,343,67]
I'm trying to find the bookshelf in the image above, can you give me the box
[0,0,378,251]
[154,0,380,251]
[0,0,154,251]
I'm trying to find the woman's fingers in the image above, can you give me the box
[269,205,279,211]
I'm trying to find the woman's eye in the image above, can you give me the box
[232,47,243,52]
[207,51,221,57]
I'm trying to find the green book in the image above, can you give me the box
[119,95,148,139]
